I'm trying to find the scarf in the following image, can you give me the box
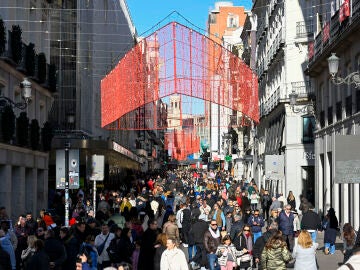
[209,227,220,238]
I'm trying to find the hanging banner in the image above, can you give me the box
[56,149,80,189]
[90,155,105,181]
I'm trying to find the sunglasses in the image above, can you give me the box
[210,223,217,226]
[243,229,250,231]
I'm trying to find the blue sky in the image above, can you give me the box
[127,0,253,36]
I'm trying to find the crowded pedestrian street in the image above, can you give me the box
[1,0,360,270]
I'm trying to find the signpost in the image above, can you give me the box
[56,145,79,227]
[90,155,105,217]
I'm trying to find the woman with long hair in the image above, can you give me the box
[287,191,296,211]
[21,235,37,269]
[342,223,357,263]
[261,231,292,270]
[233,225,253,270]
[292,230,318,270]
[323,207,339,255]
[153,233,168,270]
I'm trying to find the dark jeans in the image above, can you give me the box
[282,234,294,251]
[192,243,207,267]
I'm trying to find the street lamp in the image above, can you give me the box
[0,78,32,110]
[289,90,315,114]
[328,53,360,88]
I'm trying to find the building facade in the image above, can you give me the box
[0,1,55,219]
[308,0,360,227]
[207,1,248,175]
[244,0,316,198]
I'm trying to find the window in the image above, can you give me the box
[209,14,216,24]
[227,15,239,28]
[302,116,315,143]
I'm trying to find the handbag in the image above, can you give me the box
[236,235,252,265]
[97,233,110,255]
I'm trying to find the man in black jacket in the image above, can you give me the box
[253,222,278,270]
[229,214,243,242]
[300,205,321,243]
[190,209,209,269]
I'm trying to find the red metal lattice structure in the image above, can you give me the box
[101,22,259,160]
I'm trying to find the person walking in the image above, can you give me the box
[261,190,272,222]
[292,230,318,270]
[341,223,356,263]
[260,231,292,270]
[253,222,279,270]
[323,207,339,255]
[160,237,189,270]
[247,209,265,244]
[94,223,115,269]
[300,205,321,243]
[278,205,295,251]
[286,191,296,211]
[190,209,209,270]
[204,219,222,270]
[216,234,246,270]
[233,225,253,270]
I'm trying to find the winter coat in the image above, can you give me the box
[0,244,11,270]
[278,211,294,236]
[252,229,278,270]
[261,195,272,209]
[230,220,244,242]
[301,210,321,230]
[154,245,166,270]
[248,214,265,233]
[204,229,222,254]
[160,247,189,270]
[216,243,243,266]
[191,219,209,244]
[0,235,16,270]
[292,243,318,270]
[261,241,292,270]
[26,249,50,270]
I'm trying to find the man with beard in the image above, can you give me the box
[204,219,222,270]
[138,219,160,270]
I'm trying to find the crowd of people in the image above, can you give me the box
[0,168,359,270]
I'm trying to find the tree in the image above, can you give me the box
[30,119,40,150]
[37,53,47,83]
[0,18,6,56]
[25,43,35,76]
[11,25,22,64]
[1,105,15,143]
[41,121,53,151]
[48,64,57,92]
[16,112,29,147]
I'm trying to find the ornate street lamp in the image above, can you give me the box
[328,53,360,88]
[288,89,314,114]
[0,78,32,110]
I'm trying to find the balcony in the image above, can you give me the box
[308,0,360,70]
[296,21,314,38]
[291,80,314,98]
[267,29,285,67]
